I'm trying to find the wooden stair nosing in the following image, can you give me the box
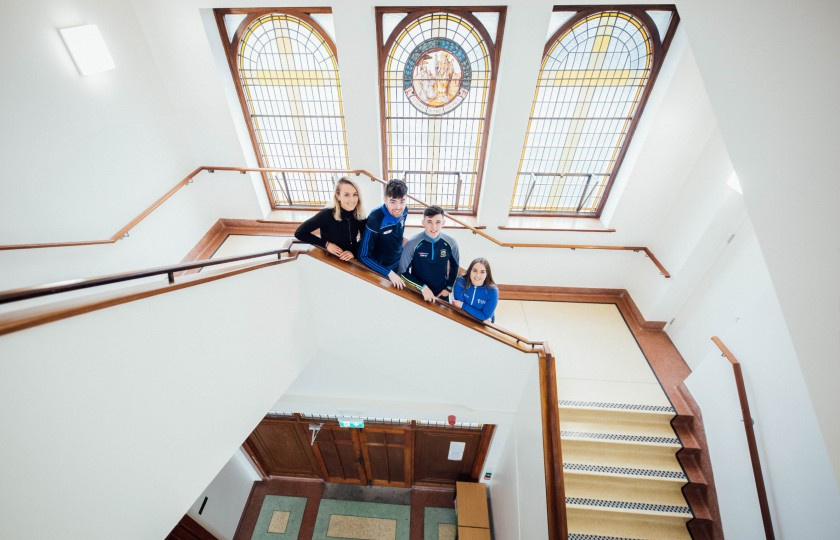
[687,517,715,540]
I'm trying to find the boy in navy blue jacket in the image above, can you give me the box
[359,179,409,289]
[398,205,460,303]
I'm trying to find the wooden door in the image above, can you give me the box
[311,425,367,484]
[245,417,320,478]
[360,426,413,487]
[413,427,488,485]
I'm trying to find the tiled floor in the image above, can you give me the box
[235,478,455,540]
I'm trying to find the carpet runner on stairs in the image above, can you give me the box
[559,401,692,540]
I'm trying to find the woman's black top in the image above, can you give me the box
[294,208,366,253]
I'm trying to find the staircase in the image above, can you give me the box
[560,401,693,540]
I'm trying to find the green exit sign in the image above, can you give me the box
[338,418,364,429]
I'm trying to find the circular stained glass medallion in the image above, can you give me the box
[403,38,472,115]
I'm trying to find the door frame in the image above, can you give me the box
[242,414,495,487]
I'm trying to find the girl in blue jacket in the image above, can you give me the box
[452,257,499,323]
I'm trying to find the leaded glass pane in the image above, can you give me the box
[237,13,349,207]
[382,12,494,212]
[511,11,653,215]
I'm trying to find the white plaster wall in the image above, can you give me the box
[488,363,548,540]
[0,0,191,244]
[5,0,840,532]
[489,420,521,540]
[675,0,840,482]
[297,255,537,410]
[0,0,261,290]
[672,219,840,538]
[0,169,260,290]
[0,262,313,540]
[276,367,518,496]
[685,352,763,540]
[626,129,745,322]
[126,0,719,254]
[187,449,262,540]
[2,0,728,297]
[281,254,541,479]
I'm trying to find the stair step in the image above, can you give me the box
[568,535,644,540]
[559,400,675,417]
[559,406,676,430]
[568,534,641,540]
[559,408,680,442]
[566,497,692,518]
[564,462,686,482]
[565,473,689,509]
[562,438,683,472]
[561,430,681,448]
[567,506,691,540]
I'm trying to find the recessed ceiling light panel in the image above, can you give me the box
[59,24,115,76]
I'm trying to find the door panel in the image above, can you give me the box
[312,425,366,484]
[360,426,412,487]
[244,417,495,488]
[246,419,319,477]
[413,429,483,484]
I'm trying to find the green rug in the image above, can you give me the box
[423,507,457,540]
[312,499,410,540]
[251,495,308,540]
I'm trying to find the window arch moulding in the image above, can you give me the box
[376,7,506,215]
[509,6,679,217]
[214,8,351,209]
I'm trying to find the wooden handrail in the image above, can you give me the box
[0,167,205,251]
[0,250,299,337]
[0,165,669,278]
[0,247,290,305]
[500,243,670,278]
[354,168,668,277]
[711,336,775,540]
[0,241,567,539]
[301,246,567,539]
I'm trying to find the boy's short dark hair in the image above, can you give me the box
[423,205,445,218]
[385,179,408,199]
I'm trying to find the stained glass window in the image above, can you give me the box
[510,8,678,216]
[217,10,349,208]
[378,9,503,214]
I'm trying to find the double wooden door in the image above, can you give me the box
[309,424,411,487]
[243,416,493,487]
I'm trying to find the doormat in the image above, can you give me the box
[322,482,411,505]
[312,499,410,540]
[423,507,457,540]
[251,495,307,540]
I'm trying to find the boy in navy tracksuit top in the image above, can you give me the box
[359,179,409,289]
[398,205,460,303]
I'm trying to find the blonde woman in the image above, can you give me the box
[295,177,367,261]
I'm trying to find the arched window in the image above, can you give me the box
[216,9,349,208]
[510,8,678,216]
[377,8,505,214]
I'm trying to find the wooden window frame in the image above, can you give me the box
[375,7,507,216]
[213,7,348,210]
[510,5,680,217]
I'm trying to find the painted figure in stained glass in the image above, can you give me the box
[413,54,436,102]
[404,38,472,115]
